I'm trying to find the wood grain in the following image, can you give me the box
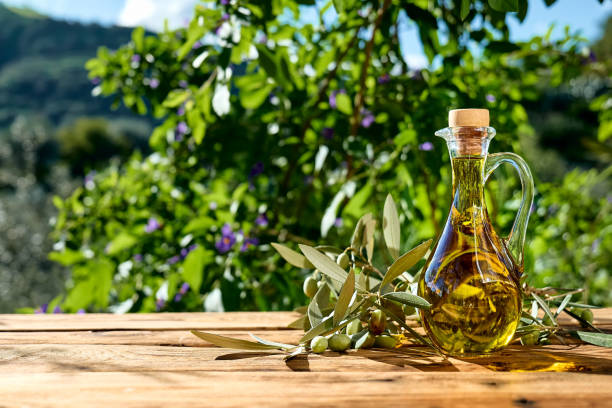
[1,371,611,408]
[0,312,302,331]
[0,309,611,407]
[0,343,610,374]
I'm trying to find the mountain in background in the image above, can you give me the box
[0,4,141,127]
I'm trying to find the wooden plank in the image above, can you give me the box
[0,371,610,408]
[0,343,610,374]
[0,312,302,332]
[0,330,304,346]
[1,309,610,332]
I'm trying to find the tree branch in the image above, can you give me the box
[350,0,391,137]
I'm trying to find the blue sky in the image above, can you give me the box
[1,0,610,67]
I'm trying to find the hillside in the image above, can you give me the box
[0,4,139,127]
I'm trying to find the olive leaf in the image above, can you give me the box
[249,334,297,350]
[308,283,330,327]
[380,239,432,290]
[191,330,289,351]
[563,308,603,333]
[351,213,372,250]
[383,194,400,260]
[315,245,343,255]
[287,314,307,329]
[382,292,431,309]
[283,346,307,361]
[333,268,355,326]
[574,331,612,348]
[378,303,433,348]
[363,218,377,262]
[300,298,368,343]
[299,244,366,291]
[531,293,556,325]
[271,243,314,269]
[554,294,572,318]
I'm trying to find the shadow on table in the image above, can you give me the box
[212,345,612,374]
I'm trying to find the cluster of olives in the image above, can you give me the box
[521,307,594,346]
[308,309,401,353]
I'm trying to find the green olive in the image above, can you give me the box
[346,318,362,336]
[374,334,398,349]
[303,276,318,298]
[337,252,350,269]
[354,331,375,349]
[402,304,416,315]
[581,309,594,324]
[521,331,539,346]
[328,333,351,352]
[368,309,386,335]
[310,336,328,353]
[312,269,322,281]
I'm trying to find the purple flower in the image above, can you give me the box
[84,171,96,185]
[486,94,496,103]
[131,54,141,63]
[209,201,218,211]
[133,254,143,262]
[145,217,161,233]
[77,309,86,315]
[419,142,434,151]
[175,121,189,141]
[378,73,390,84]
[91,77,101,85]
[250,162,264,178]
[322,127,334,140]
[167,255,181,265]
[334,217,343,228]
[53,306,62,314]
[258,35,268,44]
[589,51,597,63]
[179,80,188,88]
[241,237,260,252]
[188,244,198,252]
[329,89,346,109]
[220,0,229,4]
[255,214,269,227]
[222,13,230,21]
[177,105,185,116]
[174,293,183,302]
[215,223,236,254]
[192,40,202,49]
[35,303,48,314]
[149,78,160,89]
[249,162,264,190]
[155,298,165,311]
[361,110,375,128]
[180,248,188,258]
[179,282,190,295]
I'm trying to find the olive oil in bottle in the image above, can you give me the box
[418,109,534,356]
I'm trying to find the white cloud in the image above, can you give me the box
[117,0,197,31]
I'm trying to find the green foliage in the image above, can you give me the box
[49,0,611,313]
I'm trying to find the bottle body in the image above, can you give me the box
[418,156,522,356]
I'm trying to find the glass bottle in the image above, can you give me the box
[417,108,534,356]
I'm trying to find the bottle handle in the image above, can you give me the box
[484,152,534,267]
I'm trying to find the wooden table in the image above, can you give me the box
[1,310,611,407]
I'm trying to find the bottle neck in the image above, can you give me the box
[450,155,486,216]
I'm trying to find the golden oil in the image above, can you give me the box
[418,157,522,356]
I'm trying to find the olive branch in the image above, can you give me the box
[192,194,612,357]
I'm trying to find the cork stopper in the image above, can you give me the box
[449,109,489,128]
[447,109,490,156]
